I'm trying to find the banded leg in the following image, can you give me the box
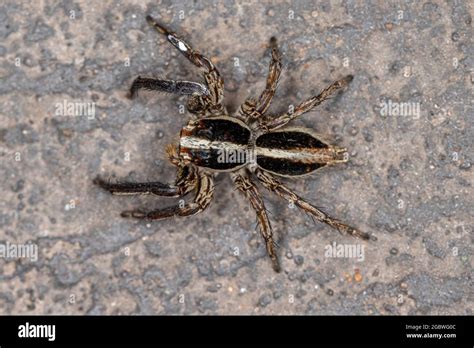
[146,15,225,113]
[93,165,197,197]
[94,178,184,197]
[239,37,282,120]
[254,168,370,240]
[232,172,280,272]
[120,172,214,220]
[259,75,353,131]
[129,77,209,99]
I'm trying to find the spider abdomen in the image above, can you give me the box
[179,117,251,171]
[255,129,345,176]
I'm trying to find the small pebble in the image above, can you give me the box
[11,179,25,192]
[296,289,307,298]
[258,294,272,308]
[354,270,363,282]
[362,128,374,142]
[206,283,221,293]
[459,161,471,170]
[294,255,304,266]
[273,290,282,300]
[348,125,358,136]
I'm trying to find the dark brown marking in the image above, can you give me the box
[256,131,327,150]
[193,118,251,144]
[256,130,329,176]
[256,156,326,176]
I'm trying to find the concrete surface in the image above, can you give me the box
[0,0,472,315]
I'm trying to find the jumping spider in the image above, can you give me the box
[94,15,371,272]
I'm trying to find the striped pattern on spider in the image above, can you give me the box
[94,15,371,273]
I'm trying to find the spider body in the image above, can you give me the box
[94,15,371,273]
[179,118,346,176]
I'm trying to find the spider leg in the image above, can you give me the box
[232,171,281,272]
[94,178,186,197]
[259,75,353,131]
[94,164,197,197]
[238,37,282,120]
[129,77,209,99]
[120,172,214,220]
[254,168,370,240]
[146,15,225,114]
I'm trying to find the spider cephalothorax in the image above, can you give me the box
[94,15,371,272]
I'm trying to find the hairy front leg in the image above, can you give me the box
[121,172,214,220]
[232,172,281,272]
[94,165,197,197]
[94,178,186,197]
[129,77,209,99]
[254,168,370,240]
[146,15,225,113]
[259,75,353,131]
